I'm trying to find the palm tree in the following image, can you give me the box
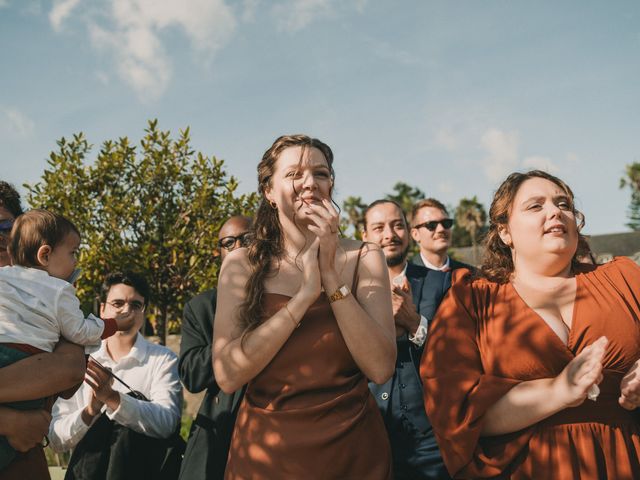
[620,162,640,231]
[455,196,487,264]
[341,196,367,239]
[385,182,425,223]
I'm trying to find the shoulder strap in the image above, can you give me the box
[351,242,367,293]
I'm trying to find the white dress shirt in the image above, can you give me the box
[48,333,182,452]
[392,263,429,347]
[0,265,106,352]
[419,252,450,271]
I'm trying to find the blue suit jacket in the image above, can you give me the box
[369,263,451,479]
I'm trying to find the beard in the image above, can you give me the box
[385,244,409,268]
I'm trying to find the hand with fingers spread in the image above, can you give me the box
[619,358,640,410]
[391,278,420,337]
[553,336,608,407]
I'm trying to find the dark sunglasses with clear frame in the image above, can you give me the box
[218,231,253,251]
[105,299,146,312]
[413,218,454,231]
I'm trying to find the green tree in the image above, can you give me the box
[619,162,640,231]
[26,120,258,344]
[385,182,425,221]
[453,196,487,263]
[341,195,367,239]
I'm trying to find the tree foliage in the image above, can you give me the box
[341,196,367,239]
[452,196,487,252]
[385,182,425,222]
[26,120,259,344]
[620,162,640,231]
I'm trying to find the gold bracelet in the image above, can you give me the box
[283,302,299,329]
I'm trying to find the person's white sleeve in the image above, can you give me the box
[106,352,182,439]
[55,284,104,351]
[408,315,429,347]
[48,388,97,453]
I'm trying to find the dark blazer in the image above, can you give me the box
[178,289,244,480]
[369,263,451,480]
[411,253,473,271]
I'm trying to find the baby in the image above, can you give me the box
[0,209,135,470]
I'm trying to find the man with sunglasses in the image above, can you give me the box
[49,271,182,479]
[411,198,471,271]
[179,215,252,480]
[362,200,451,480]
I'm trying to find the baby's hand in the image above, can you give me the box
[114,310,136,331]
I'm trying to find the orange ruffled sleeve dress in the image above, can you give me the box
[422,257,640,479]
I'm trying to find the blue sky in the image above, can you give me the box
[1,0,639,234]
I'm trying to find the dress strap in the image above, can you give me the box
[351,242,367,294]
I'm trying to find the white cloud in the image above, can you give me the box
[522,155,559,173]
[479,128,519,182]
[273,0,333,32]
[434,127,458,151]
[0,107,35,138]
[50,0,237,101]
[49,0,81,32]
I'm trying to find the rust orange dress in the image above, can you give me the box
[422,257,640,479]
[225,278,392,479]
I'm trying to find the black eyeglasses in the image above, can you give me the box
[413,218,454,231]
[218,231,253,251]
[106,299,146,312]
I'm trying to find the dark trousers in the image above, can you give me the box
[65,414,183,480]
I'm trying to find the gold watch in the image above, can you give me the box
[328,285,350,303]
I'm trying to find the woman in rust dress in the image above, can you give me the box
[422,170,640,479]
[213,135,396,479]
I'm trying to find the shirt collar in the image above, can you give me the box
[391,262,409,286]
[94,333,148,366]
[420,252,450,271]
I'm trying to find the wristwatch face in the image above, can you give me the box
[329,285,350,302]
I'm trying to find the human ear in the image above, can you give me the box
[36,245,52,266]
[99,303,106,317]
[498,226,512,248]
[410,228,420,243]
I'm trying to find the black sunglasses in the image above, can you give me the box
[218,231,253,251]
[413,218,454,231]
[0,219,13,235]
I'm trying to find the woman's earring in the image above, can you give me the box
[270,201,277,210]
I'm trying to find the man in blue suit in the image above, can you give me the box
[362,199,451,480]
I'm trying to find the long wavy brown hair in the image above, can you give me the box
[480,170,591,283]
[238,134,334,333]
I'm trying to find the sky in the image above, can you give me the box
[1,0,639,235]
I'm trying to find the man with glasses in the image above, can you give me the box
[411,198,471,271]
[362,200,451,480]
[49,271,182,478]
[179,215,252,480]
